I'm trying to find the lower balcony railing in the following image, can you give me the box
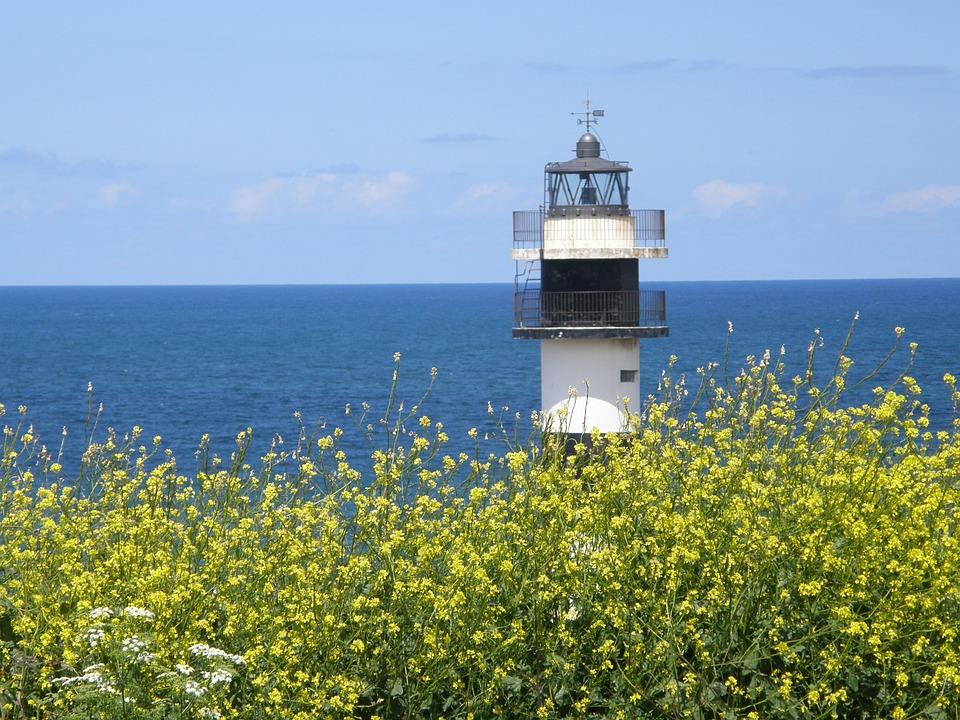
[514,289,667,328]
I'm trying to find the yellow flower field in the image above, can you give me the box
[1,340,959,719]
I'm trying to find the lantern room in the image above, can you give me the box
[544,132,631,213]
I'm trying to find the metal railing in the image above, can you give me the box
[512,210,544,249]
[512,209,666,250]
[514,289,667,328]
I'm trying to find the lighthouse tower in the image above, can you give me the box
[513,104,668,435]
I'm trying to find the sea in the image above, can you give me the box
[1,280,958,471]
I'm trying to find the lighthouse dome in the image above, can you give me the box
[576,132,601,159]
[543,396,626,434]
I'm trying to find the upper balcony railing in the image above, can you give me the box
[514,289,667,329]
[513,209,665,250]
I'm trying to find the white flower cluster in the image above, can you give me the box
[120,634,155,663]
[53,665,117,695]
[198,708,222,720]
[173,643,245,707]
[201,669,234,686]
[123,606,156,622]
[121,635,145,654]
[83,627,105,648]
[184,680,206,698]
[88,607,113,621]
[188,643,246,667]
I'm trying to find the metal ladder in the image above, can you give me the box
[514,259,541,327]
[512,208,543,327]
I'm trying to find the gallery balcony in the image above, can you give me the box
[512,289,668,340]
[512,209,668,261]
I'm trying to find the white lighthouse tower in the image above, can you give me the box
[513,103,668,435]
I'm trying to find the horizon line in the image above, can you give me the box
[2,275,960,289]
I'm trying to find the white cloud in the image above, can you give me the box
[0,192,33,218]
[882,185,960,213]
[231,171,416,221]
[95,181,135,208]
[693,180,786,216]
[454,182,512,209]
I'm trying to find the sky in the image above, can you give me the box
[1,1,958,285]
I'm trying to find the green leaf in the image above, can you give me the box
[0,614,16,643]
[845,670,859,693]
[501,675,522,696]
[390,678,403,698]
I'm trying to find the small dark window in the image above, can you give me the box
[620,369,637,383]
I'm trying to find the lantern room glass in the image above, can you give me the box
[545,170,629,209]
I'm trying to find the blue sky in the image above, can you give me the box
[1,1,958,284]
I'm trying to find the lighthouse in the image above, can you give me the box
[513,103,668,435]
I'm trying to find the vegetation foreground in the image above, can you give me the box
[2,334,959,719]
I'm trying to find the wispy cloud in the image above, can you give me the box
[882,185,960,213]
[804,65,952,80]
[0,148,135,176]
[0,192,33,218]
[301,162,361,175]
[693,180,786,216]
[420,133,494,144]
[231,171,416,221]
[0,160,137,216]
[523,61,572,75]
[453,182,512,210]
[94,182,136,208]
[613,59,676,74]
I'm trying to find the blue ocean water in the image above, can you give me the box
[1,280,958,469]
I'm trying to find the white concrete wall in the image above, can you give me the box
[540,338,640,433]
[543,215,635,251]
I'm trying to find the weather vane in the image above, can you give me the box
[571,94,604,132]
